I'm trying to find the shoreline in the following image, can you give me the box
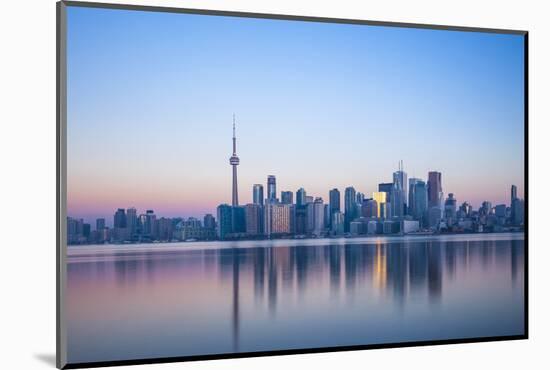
[67,231,525,256]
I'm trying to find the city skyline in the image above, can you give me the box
[67,7,525,223]
[67,155,523,229]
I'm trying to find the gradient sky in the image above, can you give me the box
[66,6,525,224]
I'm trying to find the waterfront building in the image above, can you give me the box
[113,208,128,241]
[428,206,442,229]
[480,201,492,216]
[295,206,307,235]
[381,202,391,219]
[331,211,344,235]
[296,187,307,207]
[410,179,428,226]
[144,210,157,238]
[495,204,507,218]
[367,220,378,235]
[157,217,173,241]
[313,197,325,236]
[174,217,214,241]
[390,182,405,218]
[245,203,263,236]
[459,202,472,217]
[401,220,420,234]
[393,160,408,211]
[306,201,315,234]
[96,218,105,231]
[324,204,331,228]
[203,214,216,230]
[267,175,277,202]
[362,199,378,218]
[289,204,296,234]
[511,184,518,205]
[382,220,402,234]
[126,207,137,237]
[350,221,364,236]
[232,206,246,234]
[329,188,341,227]
[281,191,293,204]
[428,171,443,209]
[217,204,233,240]
[67,217,84,244]
[253,184,264,206]
[265,203,292,236]
[444,193,457,225]
[511,198,525,225]
[114,208,127,229]
[344,186,357,232]
[372,191,387,218]
[378,182,393,204]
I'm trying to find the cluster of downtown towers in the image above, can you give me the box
[67,121,525,245]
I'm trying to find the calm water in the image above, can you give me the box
[66,233,525,363]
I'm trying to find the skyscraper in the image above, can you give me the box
[427,171,442,209]
[392,160,407,216]
[362,199,378,218]
[410,179,428,225]
[229,115,240,207]
[217,204,233,240]
[372,192,387,218]
[344,186,357,232]
[323,204,331,228]
[329,188,340,227]
[232,206,246,233]
[145,210,157,239]
[253,184,264,206]
[245,203,263,236]
[203,214,216,230]
[459,202,472,217]
[378,182,393,215]
[480,201,492,216]
[267,175,277,202]
[114,208,127,228]
[331,212,344,235]
[96,218,105,231]
[281,191,293,204]
[313,197,325,236]
[511,184,518,206]
[296,188,306,207]
[408,178,419,217]
[512,198,525,225]
[444,193,457,224]
[126,207,137,236]
[265,203,291,236]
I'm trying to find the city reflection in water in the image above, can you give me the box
[66,234,524,364]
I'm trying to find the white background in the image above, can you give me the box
[1,0,548,369]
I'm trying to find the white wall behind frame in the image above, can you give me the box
[0,1,547,370]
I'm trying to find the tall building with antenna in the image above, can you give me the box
[229,115,240,206]
[392,160,407,217]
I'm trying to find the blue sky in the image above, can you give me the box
[66,6,525,222]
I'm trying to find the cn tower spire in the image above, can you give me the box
[229,114,240,206]
[233,113,237,155]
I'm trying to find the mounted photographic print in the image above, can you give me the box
[56,1,528,368]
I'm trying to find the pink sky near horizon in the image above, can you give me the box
[67,163,524,225]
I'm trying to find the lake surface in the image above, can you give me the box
[66,233,525,364]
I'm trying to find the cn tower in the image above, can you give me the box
[229,114,240,206]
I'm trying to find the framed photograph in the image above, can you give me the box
[57,1,528,368]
